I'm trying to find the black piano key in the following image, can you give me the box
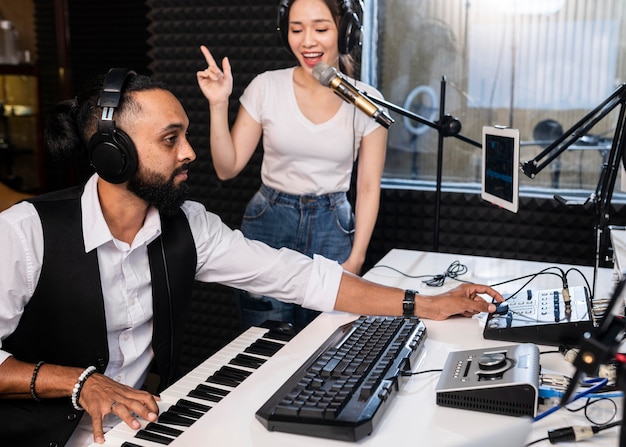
[188,387,225,402]
[196,383,230,396]
[218,365,252,380]
[176,398,211,413]
[134,429,174,445]
[168,404,204,419]
[229,353,267,369]
[144,422,183,438]
[263,331,294,342]
[245,339,284,356]
[157,411,195,427]
[206,375,240,388]
[121,443,145,447]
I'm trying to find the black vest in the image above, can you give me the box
[0,184,197,447]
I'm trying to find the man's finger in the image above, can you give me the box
[91,418,106,444]
[113,402,141,430]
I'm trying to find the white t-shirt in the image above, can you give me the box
[239,67,384,195]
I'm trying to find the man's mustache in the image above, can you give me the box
[172,163,190,178]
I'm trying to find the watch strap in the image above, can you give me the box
[403,289,417,317]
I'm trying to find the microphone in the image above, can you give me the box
[312,63,394,129]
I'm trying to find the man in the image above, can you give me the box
[0,69,502,447]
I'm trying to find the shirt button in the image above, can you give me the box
[115,375,122,382]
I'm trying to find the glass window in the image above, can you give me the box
[362,0,626,202]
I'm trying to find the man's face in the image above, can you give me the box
[121,89,196,214]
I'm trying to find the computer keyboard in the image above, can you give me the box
[255,315,427,442]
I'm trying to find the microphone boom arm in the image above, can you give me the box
[520,83,626,178]
[361,88,481,147]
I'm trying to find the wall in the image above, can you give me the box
[25,0,626,376]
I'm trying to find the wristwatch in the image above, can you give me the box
[403,289,417,317]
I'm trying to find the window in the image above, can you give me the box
[362,0,626,202]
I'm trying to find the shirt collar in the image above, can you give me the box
[81,174,162,252]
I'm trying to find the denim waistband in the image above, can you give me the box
[259,184,347,208]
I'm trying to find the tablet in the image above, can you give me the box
[481,126,520,213]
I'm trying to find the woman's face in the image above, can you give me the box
[287,0,340,73]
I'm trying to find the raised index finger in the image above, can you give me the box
[200,45,217,67]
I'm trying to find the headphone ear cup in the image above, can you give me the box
[88,128,138,184]
[338,10,361,54]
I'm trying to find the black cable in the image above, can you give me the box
[368,260,472,287]
[422,260,468,287]
[565,397,619,426]
[368,262,592,305]
[546,420,621,443]
[526,420,621,445]
[525,437,549,446]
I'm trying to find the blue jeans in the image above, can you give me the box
[238,184,354,331]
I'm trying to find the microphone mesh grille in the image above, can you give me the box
[312,63,336,87]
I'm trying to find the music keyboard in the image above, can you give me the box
[90,326,292,447]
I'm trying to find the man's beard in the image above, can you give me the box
[128,164,190,216]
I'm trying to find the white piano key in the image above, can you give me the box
[94,401,174,447]
[88,326,289,447]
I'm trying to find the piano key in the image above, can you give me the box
[159,328,276,404]
[174,398,211,413]
[195,383,230,397]
[90,326,292,447]
[229,353,267,369]
[166,404,204,419]
[157,410,195,427]
[143,422,183,438]
[245,339,285,356]
[134,429,174,445]
[187,388,224,403]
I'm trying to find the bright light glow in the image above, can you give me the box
[490,0,566,15]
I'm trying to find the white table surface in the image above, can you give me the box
[105,249,625,447]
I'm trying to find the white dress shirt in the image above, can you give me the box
[0,174,343,446]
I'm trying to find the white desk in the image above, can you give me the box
[143,250,623,446]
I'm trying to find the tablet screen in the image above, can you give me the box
[481,126,520,213]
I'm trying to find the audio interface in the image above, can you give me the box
[435,343,540,417]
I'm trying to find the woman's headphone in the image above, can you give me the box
[276,0,363,55]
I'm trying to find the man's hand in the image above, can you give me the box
[417,283,504,320]
[79,373,160,444]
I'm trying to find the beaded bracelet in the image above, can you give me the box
[30,361,45,401]
[70,366,97,411]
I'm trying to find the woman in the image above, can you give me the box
[197,0,388,331]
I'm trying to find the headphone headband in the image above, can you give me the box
[98,68,135,109]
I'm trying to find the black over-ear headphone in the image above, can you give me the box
[277,0,363,55]
[88,68,138,184]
